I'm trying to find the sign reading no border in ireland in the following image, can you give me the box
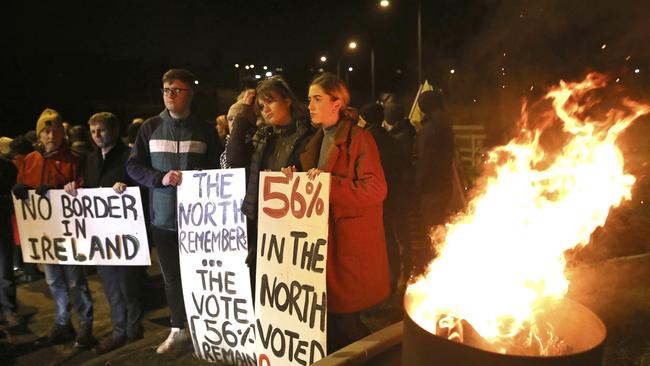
[177,168,256,364]
[12,187,150,266]
[256,172,330,366]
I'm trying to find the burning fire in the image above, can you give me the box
[405,73,649,355]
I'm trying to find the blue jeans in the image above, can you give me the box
[43,264,93,328]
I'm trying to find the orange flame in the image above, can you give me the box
[405,73,649,355]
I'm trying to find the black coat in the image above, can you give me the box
[84,140,131,188]
[241,119,315,220]
[224,111,257,169]
[414,112,454,199]
[366,124,404,213]
[388,118,416,163]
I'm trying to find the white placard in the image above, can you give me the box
[177,168,256,364]
[12,187,150,265]
[255,172,330,366]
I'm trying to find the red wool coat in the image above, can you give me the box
[300,118,390,313]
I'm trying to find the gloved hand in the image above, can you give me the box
[35,184,54,196]
[12,184,30,200]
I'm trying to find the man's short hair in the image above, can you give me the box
[162,69,195,88]
[88,112,120,132]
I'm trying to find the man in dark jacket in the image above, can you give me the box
[127,69,222,354]
[64,112,144,354]
[414,91,455,229]
[359,102,404,292]
[383,103,418,279]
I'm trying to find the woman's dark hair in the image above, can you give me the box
[256,76,308,121]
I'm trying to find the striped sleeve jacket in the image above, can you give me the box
[127,109,223,230]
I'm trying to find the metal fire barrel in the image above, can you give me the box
[402,297,606,366]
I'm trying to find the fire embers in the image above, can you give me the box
[434,304,571,356]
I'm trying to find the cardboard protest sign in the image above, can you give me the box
[255,172,330,366]
[12,187,150,265]
[177,168,256,364]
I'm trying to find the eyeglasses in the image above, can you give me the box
[161,88,190,96]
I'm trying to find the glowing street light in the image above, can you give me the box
[245,65,250,70]
[450,69,455,74]
[265,71,272,77]
[348,41,357,50]
[320,56,327,62]
[234,63,239,68]
[380,0,390,7]
[348,66,354,72]
[250,64,255,69]
[263,65,268,70]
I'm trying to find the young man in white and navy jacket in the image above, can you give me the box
[127,69,222,354]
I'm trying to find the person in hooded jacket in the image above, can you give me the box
[414,90,455,229]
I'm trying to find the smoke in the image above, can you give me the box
[450,0,650,144]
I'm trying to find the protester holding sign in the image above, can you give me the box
[289,72,390,352]
[64,112,144,354]
[236,77,315,292]
[12,108,96,349]
[127,69,222,354]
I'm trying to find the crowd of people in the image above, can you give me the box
[0,68,455,358]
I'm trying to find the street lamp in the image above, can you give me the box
[449,69,455,94]
[336,41,357,77]
[320,56,327,63]
[379,0,389,7]
[417,0,422,83]
[350,40,376,101]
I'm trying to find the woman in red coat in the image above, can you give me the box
[286,72,390,352]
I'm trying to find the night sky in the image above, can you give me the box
[2,0,648,138]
